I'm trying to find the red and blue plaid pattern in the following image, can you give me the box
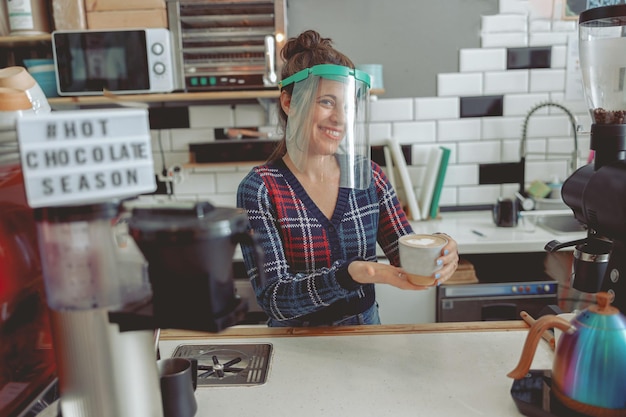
[237,158,413,322]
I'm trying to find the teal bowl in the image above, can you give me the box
[23,59,58,98]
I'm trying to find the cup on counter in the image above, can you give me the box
[398,234,448,285]
[493,197,519,227]
[157,357,198,417]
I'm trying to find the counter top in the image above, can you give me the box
[408,210,585,254]
[234,210,585,260]
[159,322,552,417]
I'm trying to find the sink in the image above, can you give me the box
[522,210,587,234]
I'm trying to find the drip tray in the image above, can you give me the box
[171,343,272,387]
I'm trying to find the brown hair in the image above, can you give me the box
[267,30,355,163]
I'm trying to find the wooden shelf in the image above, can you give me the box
[48,89,281,107]
[0,34,52,47]
[47,89,384,107]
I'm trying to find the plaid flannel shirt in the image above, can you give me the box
[236,158,413,323]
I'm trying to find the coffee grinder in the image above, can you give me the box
[545,4,626,313]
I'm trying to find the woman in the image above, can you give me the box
[237,30,459,326]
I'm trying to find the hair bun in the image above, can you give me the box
[282,30,333,61]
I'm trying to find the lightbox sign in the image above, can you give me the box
[17,108,156,208]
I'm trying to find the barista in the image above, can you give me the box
[237,30,459,327]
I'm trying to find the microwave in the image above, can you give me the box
[52,29,176,96]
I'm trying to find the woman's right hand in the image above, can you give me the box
[347,260,430,290]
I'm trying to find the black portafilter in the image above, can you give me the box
[545,123,626,310]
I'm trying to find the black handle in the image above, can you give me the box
[544,237,588,253]
[234,230,266,286]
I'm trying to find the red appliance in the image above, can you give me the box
[0,163,56,417]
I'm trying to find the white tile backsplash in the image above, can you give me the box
[438,119,482,142]
[524,138,548,159]
[174,170,216,195]
[529,31,571,46]
[481,14,528,33]
[457,141,502,164]
[529,19,551,32]
[414,97,459,120]
[458,184,501,205]
[392,121,436,144]
[369,123,393,145]
[481,32,528,48]
[459,48,507,72]
[547,137,578,157]
[503,93,550,116]
[445,165,479,186]
[437,73,483,97]
[153,150,189,175]
[170,128,215,150]
[551,20,576,32]
[234,104,267,127]
[369,98,413,121]
[188,105,235,128]
[524,114,574,137]
[484,70,529,95]
[550,45,567,68]
[481,116,526,140]
[525,159,567,183]
[529,68,565,92]
[502,139,523,161]
[216,171,249,193]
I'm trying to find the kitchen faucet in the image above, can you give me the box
[520,101,580,178]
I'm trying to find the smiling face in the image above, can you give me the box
[308,79,347,156]
[281,72,368,184]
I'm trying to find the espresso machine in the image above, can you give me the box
[545,4,626,313]
[14,108,264,417]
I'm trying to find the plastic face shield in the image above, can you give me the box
[279,64,371,189]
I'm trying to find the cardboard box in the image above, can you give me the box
[85,0,166,12]
[86,9,168,29]
[52,0,87,30]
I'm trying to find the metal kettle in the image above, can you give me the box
[508,292,626,416]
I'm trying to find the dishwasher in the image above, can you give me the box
[436,252,558,322]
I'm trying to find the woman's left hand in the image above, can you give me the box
[433,233,459,286]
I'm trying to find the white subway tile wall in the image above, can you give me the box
[459,48,506,73]
[155,1,587,211]
[550,45,567,68]
[481,32,528,48]
[481,14,528,33]
[437,73,483,97]
[414,97,460,120]
[484,70,529,94]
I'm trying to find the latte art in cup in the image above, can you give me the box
[403,236,447,248]
[399,234,448,284]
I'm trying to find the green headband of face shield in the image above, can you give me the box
[279,64,371,90]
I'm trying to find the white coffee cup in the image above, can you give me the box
[399,234,448,285]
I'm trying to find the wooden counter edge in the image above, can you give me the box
[160,320,530,340]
